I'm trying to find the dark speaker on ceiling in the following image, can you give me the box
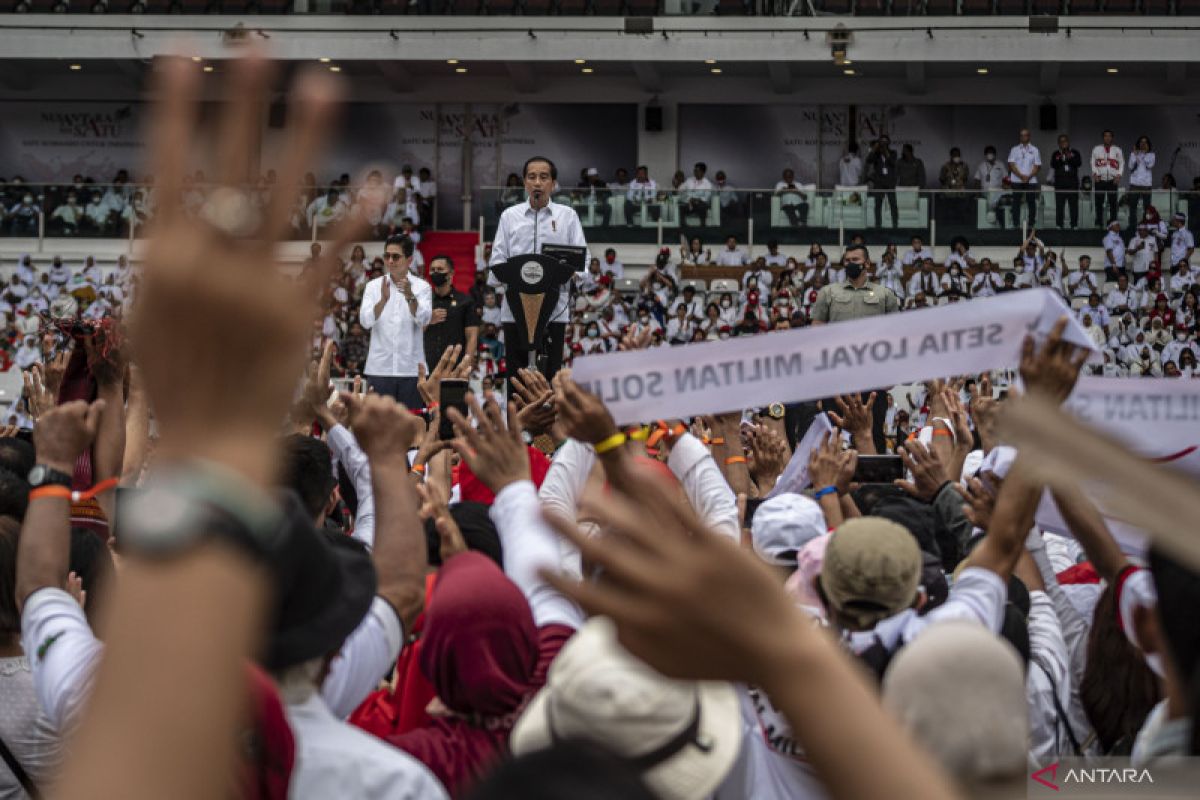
[645,106,663,132]
[268,100,287,129]
[624,17,653,35]
[1039,103,1057,132]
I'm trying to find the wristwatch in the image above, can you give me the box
[766,403,786,420]
[27,464,73,490]
[118,466,285,563]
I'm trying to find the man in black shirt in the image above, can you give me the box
[1050,134,1082,229]
[866,136,898,229]
[423,255,479,370]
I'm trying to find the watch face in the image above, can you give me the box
[768,403,785,420]
[123,488,202,553]
[28,465,46,485]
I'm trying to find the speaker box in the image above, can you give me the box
[268,100,287,130]
[1039,104,1057,132]
[644,106,663,132]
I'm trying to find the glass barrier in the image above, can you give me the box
[480,186,1199,249]
[8,182,1197,250]
[0,181,438,244]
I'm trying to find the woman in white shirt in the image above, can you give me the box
[680,237,710,266]
[1126,136,1155,225]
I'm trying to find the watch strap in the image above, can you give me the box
[28,464,73,490]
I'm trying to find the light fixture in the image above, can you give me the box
[51,0,68,10]
[318,57,331,63]
[581,67,594,74]
[447,59,459,64]
[574,59,586,64]
[843,69,856,76]
[90,0,108,11]
[843,59,853,65]
[704,58,716,64]
[202,65,214,73]
[710,68,722,74]
[455,67,468,73]
[329,66,341,73]
[191,56,202,62]
[69,63,82,71]
[1106,67,1119,74]
[976,67,989,74]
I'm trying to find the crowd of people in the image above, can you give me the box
[0,57,1198,800]
[0,165,438,240]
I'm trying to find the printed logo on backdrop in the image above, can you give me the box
[0,102,146,180]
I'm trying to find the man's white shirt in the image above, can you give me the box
[681,176,713,202]
[359,274,433,376]
[1007,143,1042,184]
[488,200,590,324]
[716,247,749,267]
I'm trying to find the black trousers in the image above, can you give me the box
[364,375,423,410]
[625,200,660,224]
[872,190,898,227]
[1094,179,1119,226]
[1055,190,1079,228]
[503,321,566,391]
[1011,183,1039,228]
[781,201,809,227]
[1127,188,1151,226]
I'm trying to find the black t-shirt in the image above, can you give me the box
[423,289,479,365]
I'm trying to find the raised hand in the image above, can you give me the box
[339,391,425,461]
[41,345,72,403]
[618,326,653,352]
[748,424,790,491]
[807,429,845,491]
[417,475,467,563]
[957,472,1002,531]
[33,399,106,474]
[828,391,875,453]
[446,396,530,494]
[895,439,950,502]
[1019,316,1089,403]
[23,365,57,423]
[417,344,464,407]
[129,55,362,487]
[552,371,620,446]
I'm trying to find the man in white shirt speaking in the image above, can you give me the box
[489,155,590,385]
[359,234,433,409]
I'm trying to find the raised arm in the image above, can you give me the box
[448,396,583,630]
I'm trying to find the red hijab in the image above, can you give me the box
[387,552,540,795]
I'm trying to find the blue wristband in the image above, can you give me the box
[814,485,838,499]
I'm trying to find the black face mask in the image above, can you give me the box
[430,272,450,287]
[844,262,865,280]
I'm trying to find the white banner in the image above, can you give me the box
[572,289,1094,426]
[1036,377,1200,555]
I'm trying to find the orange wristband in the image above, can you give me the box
[410,464,426,474]
[932,429,954,438]
[29,486,71,501]
[725,456,747,465]
[709,437,726,446]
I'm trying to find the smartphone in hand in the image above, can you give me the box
[439,379,469,440]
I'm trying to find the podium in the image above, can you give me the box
[490,253,578,371]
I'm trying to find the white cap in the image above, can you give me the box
[750,493,826,567]
[586,167,599,176]
[511,617,742,800]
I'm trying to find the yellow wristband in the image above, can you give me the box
[593,432,628,455]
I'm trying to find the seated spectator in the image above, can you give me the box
[762,239,788,267]
[907,260,941,299]
[601,248,624,279]
[971,261,1003,298]
[901,236,932,269]
[774,168,809,228]
[1067,257,1099,298]
[715,235,748,267]
[8,192,41,236]
[680,237,711,266]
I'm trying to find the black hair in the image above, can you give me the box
[0,468,30,522]
[843,243,870,260]
[604,248,616,256]
[1080,584,1161,754]
[635,164,648,172]
[70,527,115,628]
[430,254,455,271]
[0,516,18,634]
[522,156,558,181]
[694,161,707,171]
[464,741,658,800]
[424,502,503,568]
[0,436,34,481]
[984,144,996,154]
[384,234,415,259]
[281,435,337,521]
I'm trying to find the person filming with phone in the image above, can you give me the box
[359,233,433,409]
[488,155,590,386]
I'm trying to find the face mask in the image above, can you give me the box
[844,262,865,280]
[1178,332,1188,341]
[986,154,996,163]
[952,157,961,164]
[429,272,449,287]
[721,298,731,307]
[22,196,32,204]
[639,314,649,322]
[588,328,598,337]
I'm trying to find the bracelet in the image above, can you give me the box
[626,426,651,442]
[593,432,628,455]
[30,477,119,504]
[814,485,838,499]
[932,429,954,438]
[410,464,426,474]
[426,402,439,409]
[709,437,726,446]
[724,455,747,465]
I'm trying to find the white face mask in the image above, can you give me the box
[986,154,996,163]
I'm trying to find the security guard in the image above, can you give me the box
[803,243,900,453]
[810,244,901,324]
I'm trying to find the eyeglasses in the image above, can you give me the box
[383,252,404,262]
